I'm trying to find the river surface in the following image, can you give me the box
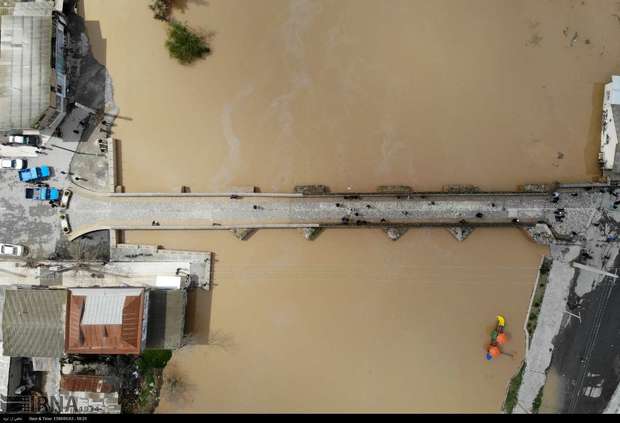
[81,0,620,412]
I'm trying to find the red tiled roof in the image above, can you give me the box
[61,374,114,393]
[65,290,145,355]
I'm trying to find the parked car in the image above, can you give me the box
[18,166,51,182]
[60,189,72,208]
[0,243,27,257]
[59,213,71,235]
[0,158,26,169]
[6,134,40,147]
[25,187,61,201]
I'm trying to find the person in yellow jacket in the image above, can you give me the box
[486,315,507,360]
[496,315,506,328]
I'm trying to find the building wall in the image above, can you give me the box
[0,14,52,130]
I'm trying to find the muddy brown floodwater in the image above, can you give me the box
[82,0,620,412]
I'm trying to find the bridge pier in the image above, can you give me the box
[447,226,475,241]
[384,227,408,241]
[301,227,322,241]
[231,228,256,241]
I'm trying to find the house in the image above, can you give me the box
[600,75,620,172]
[146,289,187,350]
[0,1,53,131]
[2,289,67,358]
[65,288,149,355]
[57,361,122,413]
[60,374,116,394]
[0,284,188,413]
[0,287,65,412]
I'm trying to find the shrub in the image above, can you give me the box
[504,364,525,413]
[532,387,544,413]
[149,0,172,21]
[138,349,172,371]
[539,258,552,274]
[165,20,211,64]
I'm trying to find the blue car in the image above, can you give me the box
[25,187,61,201]
[18,166,51,182]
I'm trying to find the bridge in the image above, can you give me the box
[63,183,616,244]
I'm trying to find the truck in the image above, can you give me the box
[18,166,51,182]
[25,187,61,201]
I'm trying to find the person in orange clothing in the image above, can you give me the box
[486,315,507,360]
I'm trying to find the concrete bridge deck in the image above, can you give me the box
[64,184,611,243]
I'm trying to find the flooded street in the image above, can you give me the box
[81,0,620,412]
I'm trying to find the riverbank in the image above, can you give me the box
[81,0,620,412]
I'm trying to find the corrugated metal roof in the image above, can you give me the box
[70,288,143,296]
[13,1,54,17]
[82,295,125,325]
[0,12,52,130]
[146,290,187,349]
[2,289,67,357]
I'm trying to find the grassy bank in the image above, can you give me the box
[122,350,172,413]
[503,257,552,413]
[532,387,544,413]
[503,363,525,413]
[526,257,552,345]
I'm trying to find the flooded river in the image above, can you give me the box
[82,0,620,412]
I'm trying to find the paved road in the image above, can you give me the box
[550,257,620,413]
[64,186,607,241]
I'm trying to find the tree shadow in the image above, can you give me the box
[204,329,237,352]
[161,363,196,404]
[172,0,210,14]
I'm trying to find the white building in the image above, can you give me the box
[600,76,620,171]
[0,1,68,132]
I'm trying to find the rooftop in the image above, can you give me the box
[60,374,116,394]
[601,76,620,171]
[146,289,187,350]
[65,288,146,355]
[0,1,53,130]
[2,288,67,357]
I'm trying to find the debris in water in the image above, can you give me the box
[570,32,578,46]
[527,33,543,47]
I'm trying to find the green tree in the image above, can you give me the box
[165,20,211,65]
[149,0,171,21]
